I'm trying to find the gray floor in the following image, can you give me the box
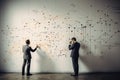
[0,73,120,80]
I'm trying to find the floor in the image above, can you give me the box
[0,73,120,80]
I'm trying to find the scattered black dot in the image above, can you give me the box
[115,22,118,24]
[97,10,100,12]
[109,24,111,26]
[48,21,50,23]
[89,24,92,26]
[90,5,93,7]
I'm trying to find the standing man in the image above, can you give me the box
[22,39,38,76]
[68,37,80,76]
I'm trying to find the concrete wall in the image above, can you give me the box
[0,0,120,73]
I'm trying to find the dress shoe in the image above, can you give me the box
[27,73,32,76]
[71,74,78,76]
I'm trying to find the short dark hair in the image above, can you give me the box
[71,37,76,41]
[26,39,30,44]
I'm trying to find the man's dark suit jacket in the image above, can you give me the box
[69,42,80,58]
[22,45,37,59]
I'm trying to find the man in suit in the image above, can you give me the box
[68,37,80,76]
[22,39,38,76]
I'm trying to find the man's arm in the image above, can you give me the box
[69,44,75,50]
[30,46,38,52]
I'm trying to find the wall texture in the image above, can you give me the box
[0,0,120,73]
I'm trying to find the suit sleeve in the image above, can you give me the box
[68,44,75,50]
[30,47,37,52]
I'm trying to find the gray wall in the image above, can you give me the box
[0,0,120,73]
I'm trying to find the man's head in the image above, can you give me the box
[26,39,30,45]
[71,37,76,43]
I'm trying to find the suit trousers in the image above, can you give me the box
[72,57,79,75]
[22,59,31,75]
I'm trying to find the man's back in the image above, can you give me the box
[22,45,31,59]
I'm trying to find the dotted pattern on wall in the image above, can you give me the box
[0,0,120,70]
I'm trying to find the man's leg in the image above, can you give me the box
[72,57,79,76]
[27,59,31,75]
[74,57,79,75]
[22,59,27,75]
